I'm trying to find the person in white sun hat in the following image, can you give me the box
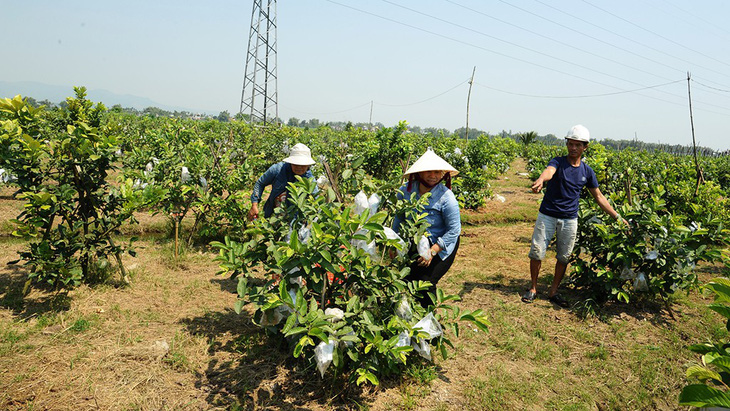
[248,143,317,220]
[522,125,627,308]
[393,148,461,307]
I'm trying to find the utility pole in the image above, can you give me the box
[465,66,476,140]
[240,0,278,125]
[686,71,705,194]
[369,100,373,130]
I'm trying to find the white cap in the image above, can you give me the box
[282,143,315,166]
[404,148,459,177]
[565,124,590,143]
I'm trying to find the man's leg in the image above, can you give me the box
[548,260,568,297]
[525,213,556,302]
[529,258,541,293]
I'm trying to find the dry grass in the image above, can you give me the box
[0,160,727,410]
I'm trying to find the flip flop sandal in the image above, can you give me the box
[521,290,537,303]
[549,293,570,308]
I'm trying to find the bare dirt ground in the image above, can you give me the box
[0,161,726,410]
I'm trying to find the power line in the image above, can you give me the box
[326,0,686,109]
[528,0,730,84]
[282,78,468,114]
[474,79,684,98]
[324,0,728,116]
[375,78,468,107]
[643,0,730,43]
[385,0,675,87]
[377,0,730,111]
[692,79,730,93]
[445,0,673,82]
[581,0,730,70]
[280,102,371,116]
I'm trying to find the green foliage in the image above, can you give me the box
[570,186,728,303]
[212,179,489,386]
[517,131,538,146]
[679,274,730,408]
[0,90,134,290]
[523,143,566,180]
[117,115,258,242]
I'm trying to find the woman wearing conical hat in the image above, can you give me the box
[393,148,461,307]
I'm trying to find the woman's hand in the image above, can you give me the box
[416,255,432,267]
[247,203,259,221]
[417,244,440,267]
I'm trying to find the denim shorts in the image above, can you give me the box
[528,212,578,264]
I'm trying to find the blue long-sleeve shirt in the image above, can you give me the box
[392,182,461,260]
[251,161,315,218]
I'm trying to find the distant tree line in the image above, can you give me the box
[16,96,726,156]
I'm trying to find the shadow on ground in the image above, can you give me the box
[180,278,376,410]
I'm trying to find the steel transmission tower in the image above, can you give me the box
[240,0,278,125]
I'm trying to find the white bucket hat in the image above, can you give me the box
[404,148,459,177]
[283,143,315,166]
[565,124,590,143]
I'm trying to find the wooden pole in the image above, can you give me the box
[686,72,705,194]
[465,66,476,140]
[174,217,179,259]
[369,100,373,130]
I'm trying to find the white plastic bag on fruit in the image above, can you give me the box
[181,166,192,183]
[417,236,431,260]
[199,176,208,190]
[633,272,648,291]
[395,297,413,321]
[316,175,328,188]
[396,330,411,348]
[351,229,378,259]
[414,312,443,340]
[412,338,432,361]
[298,224,311,244]
[367,193,381,217]
[353,191,369,216]
[383,227,407,257]
[259,308,284,326]
[620,266,636,280]
[324,307,345,322]
[396,331,412,362]
[314,339,336,378]
[645,250,659,261]
[289,274,305,288]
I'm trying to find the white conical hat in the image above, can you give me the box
[404,148,459,177]
[282,143,316,165]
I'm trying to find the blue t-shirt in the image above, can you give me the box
[539,156,598,219]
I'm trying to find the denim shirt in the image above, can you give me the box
[251,161,315,218]
[392,182,461,260]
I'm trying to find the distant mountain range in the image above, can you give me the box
[0,81,211,114]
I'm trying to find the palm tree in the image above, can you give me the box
[518,131,538,145]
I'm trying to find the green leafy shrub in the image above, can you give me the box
[679,272,730,407]
[0,89,134,290]
[212,179,488,386]
[570,186,728,304]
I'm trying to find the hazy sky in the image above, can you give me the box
[3,1,730,150]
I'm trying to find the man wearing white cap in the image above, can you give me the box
[248,143,317,220]
[393,148,461,307]
[522,125,626,308]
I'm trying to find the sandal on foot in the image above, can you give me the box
[521,290,537,303]
[549,293,570,308]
